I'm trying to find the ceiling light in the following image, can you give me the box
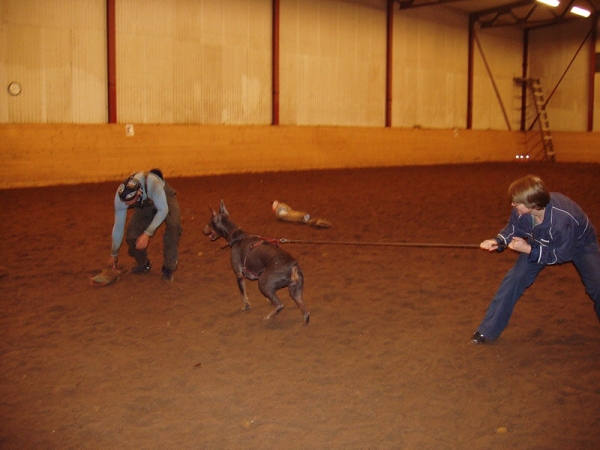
[536,0,560,7]
[570,6,591,17]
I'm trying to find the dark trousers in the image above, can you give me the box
[478,242,600,340]
[126,183,182,271]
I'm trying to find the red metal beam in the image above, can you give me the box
[519,29,529,132]
[272,0,280,125]
[107,0,117,123]
[466,15,474,129]
[385,0,394,127]
[588,13,597,131]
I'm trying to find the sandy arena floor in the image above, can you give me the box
[1,162,599,449]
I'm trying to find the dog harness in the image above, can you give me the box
[222,225,281,277]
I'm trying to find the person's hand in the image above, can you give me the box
[136,233,150,250]
[108,255,118,269]
[480,238,500,252]
[508,236,531,254]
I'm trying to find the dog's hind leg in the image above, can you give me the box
[235,273,251,311]
[288,265,310,324]
[257,276,285,320]
[263,296,285,321]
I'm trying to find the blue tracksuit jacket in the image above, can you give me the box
[496,192,597,265]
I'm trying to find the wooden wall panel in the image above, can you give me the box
[5,124,598,189]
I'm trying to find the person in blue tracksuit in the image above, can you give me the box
[109,169,182,281]
[472,174,600,344]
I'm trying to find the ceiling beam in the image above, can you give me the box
[397,0,466,10]
[397,0,598,29]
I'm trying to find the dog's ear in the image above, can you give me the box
[219,199,229,216]
[209,204,217,217]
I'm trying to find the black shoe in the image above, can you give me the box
[470,331,487,344]
[131,261,152,274]
[161,266,174,281]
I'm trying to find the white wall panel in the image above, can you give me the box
[393,7,468,129]
[280,0,386,126]
[0,0,106,123]
[116,0,271,124]
[0,0,596,131]
[472,26,523,131]
[529,20,590,132]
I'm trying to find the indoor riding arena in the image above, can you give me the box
[1,1,599,449]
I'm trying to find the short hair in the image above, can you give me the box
[508,175,550,210]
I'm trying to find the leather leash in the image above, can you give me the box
[278,238,481,249]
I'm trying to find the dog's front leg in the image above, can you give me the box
[235,273,251,311]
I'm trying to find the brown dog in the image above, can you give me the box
[202,200,310,323]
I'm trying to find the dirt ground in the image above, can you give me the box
[1,162,599,450]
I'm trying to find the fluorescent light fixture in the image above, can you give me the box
[536,0,560,7]
[571,6,591,17]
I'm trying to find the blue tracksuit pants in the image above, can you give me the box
[478,244,600,341]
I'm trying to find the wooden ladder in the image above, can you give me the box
[514,77,555,162]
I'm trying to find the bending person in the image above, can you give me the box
[109,169,183,282]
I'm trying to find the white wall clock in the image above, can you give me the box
[8,82,22,96]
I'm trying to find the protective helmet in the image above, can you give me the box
[117,176,140,201]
